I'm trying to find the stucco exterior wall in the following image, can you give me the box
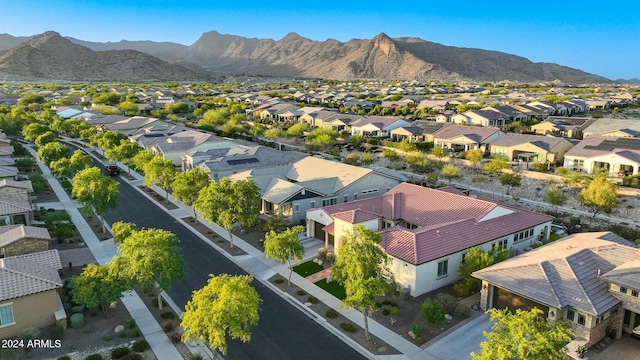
[0,290,58,339]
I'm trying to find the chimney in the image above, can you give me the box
[597,269,601,278]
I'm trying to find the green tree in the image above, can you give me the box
[93,92,123,105]
[441,163,461,184]
[34,131,58,147]
[421,299,445,324]
[194,178,261,249]
[332,225,392,341]
[70,264,127,317]
[22,123,51,142]
[200,108,228,126]
[37,142,71,166]
[431,145,448,162]
[112,227,184,310]
[118,101,139,115]
[544,187,568,212]
[483,156,510,173]
[110,221,137,244]
[172,167,211,219]
[18,93,46,106]
[143,156,177,200]
[264,226,305,286]
[71,167,119,233]
[181,274,261,359]
[49,157,72,178]
[471,308,573,360]
[499,173,522,195]
[453,246,509,296]
[465,149,484,169]
[286,122,308,138]
[580,176,618,218]
[105,140,140,172]
[69,149,92,173]
[131,149,155,172]
[349,135,364,147]
[0,114,23,135]
[96,130,124,152]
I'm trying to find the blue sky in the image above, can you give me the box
[2,1,639,80]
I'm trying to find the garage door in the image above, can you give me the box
[493,287,549,316]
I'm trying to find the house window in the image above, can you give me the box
[620,286,627,294]
[437,259,448,277]
[361,189,378,195]
[353,193,358,200]
[0,303,14,326]
[566,309,575,322]
[494,239,508,250]
[310,200,315,208]
[343,195,348,203]
[573,159,584,167]
[293,203,300,213]
[322,198,337,206]
[514,228,534,242]
[632,290,639,298]
[577,314,586,326]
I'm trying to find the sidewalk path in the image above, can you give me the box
[28,144,185,360]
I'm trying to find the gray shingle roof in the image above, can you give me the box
[474,232,638,316]
[0,249,62,301]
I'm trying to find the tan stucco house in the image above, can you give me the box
[0,250,65,339]
[0,225,51,258]
[489,133,576,164]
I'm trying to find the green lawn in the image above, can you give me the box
[293,261,324,277]
[315,279,346,300]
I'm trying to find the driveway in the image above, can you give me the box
[424,313,492,360]
[587,333,640,360]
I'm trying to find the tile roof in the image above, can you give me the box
[474,232,638,316]
[0,225,51,247]
[0,249,62,301]
[319,183,552,265]
[0,198,33,216]
[565,136,640,158]
[0,179,33,192]
[600,259,640,290]
[433,125,502,143]
[584,118,640,136]
[490,133,568,151]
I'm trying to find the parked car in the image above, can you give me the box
[105,164,120,176]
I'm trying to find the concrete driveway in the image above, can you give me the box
[424,313,493,360]
[587,333,640,360]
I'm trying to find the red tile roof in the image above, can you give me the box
[319,183,553,265]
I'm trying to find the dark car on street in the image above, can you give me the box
[105,164,120,176]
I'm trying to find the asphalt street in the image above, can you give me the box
[102,175,366,360]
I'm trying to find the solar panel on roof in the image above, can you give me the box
[585,138,640,151]
[226,158,259,165]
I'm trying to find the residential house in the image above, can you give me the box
[190,146,306,180]
[230,156,405,225]
[582,118,640,138]
[563,136,640,176]
[416,99,452,113]
[0,180,33,208]
[530,116,594,139]
[481,106,528,124]
[473,232,639,347]
[527,101,568,116]
[0,250,65,338]
[307,183,553,296]
[586,99,612,110]
[0,198,33,225]
[322,113,361,132]
[451,109,509,127]
[258,103,301,121]
[489,133,575,164]
[434,110,456,123]
[144,130,218,166]
[299,109,340,128]
[389,121,451,143]
[100,116,173,136]
[0,225,51,258]
[433,125,505,153]
[350,116,410,137]
[511,104,550,122]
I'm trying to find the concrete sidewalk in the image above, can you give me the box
[28,144,188,360]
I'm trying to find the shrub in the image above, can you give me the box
[83,326,91,333]
[340,322,357,333]
[160,311,176,319]
[132,339,150,352]
[381,308,390,316]
[103,334,113,341]
[162,321,176,333]
[50,325,64,340]
[411,323,422,336]
[318,247,327,259]
[111,347,130,359]
[390,306,400,316]
[326,252,336,263]
[57,356,72,360]
[274,278,285,284]
[85,354,103,360]
[170,331,183,343]
[421,299,445,324]
[307,296,319,304]
[131,328,141,337]
[435,293,457,313]
[453,303,471,318]
[343,153,359,165]
[381,300,392,305]
[120,354,143,360]
[326,309,338,319]
[296,289,307,296]
[191,353,204,360]
[118,329,127,338]
[125,318,137,329]
[69,313,85,329]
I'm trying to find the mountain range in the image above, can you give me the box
[0,31,617,83]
